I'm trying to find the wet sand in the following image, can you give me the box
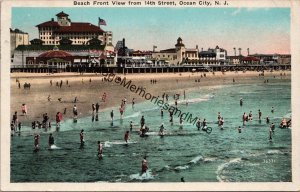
[10,71,290,125]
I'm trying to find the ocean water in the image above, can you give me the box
[11,80,291,182]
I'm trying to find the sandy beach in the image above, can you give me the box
[10,70,291,125]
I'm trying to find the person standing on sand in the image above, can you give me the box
[21,104,27,115]
[102,92,107,102]
[95,103,100,113]
[74,97,78,103]
[92,104,96,114]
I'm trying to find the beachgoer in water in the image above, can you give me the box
[160,109,163,117]
[98,141,103,159]
[258,109,262,120]
[181,177,185,182]
[240,98,243,106]
[130,121,133,131]
[140,116,145,128]
[217,112,221,122]
[269,127,273,141]
[48,133,54,147]
[159,123,165,136]
[119,106,124,119]
[248,111,252,121]
[238,126,242,133]
[34,134,40,150]
[141,157,148,174]
[266,116,270,124]
[124,131,130,143]
[80,129,84,146]
[270,123,275,133]
[196,119,201,130]
[12,111,18,131]
[110,110,114,121]
[219,117,224,130]
[271,106,274,113]
[202,118,207,130]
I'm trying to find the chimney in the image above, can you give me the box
[122,38,125,48]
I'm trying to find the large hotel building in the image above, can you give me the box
[11,11,115,69]
[36,11,113,47]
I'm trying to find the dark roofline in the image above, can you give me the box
[15,44,105,51]
[159,48,176,53]
[10,28,28,34]
[56,11,69,17]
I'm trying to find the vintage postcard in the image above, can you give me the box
[1,0,300,191]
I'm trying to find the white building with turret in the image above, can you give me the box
[152,37,199,65]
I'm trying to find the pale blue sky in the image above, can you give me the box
[12,7,290,55]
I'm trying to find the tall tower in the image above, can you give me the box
[175,37,185,65]
[56,11,71,26]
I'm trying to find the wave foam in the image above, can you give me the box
[216,158,242,182]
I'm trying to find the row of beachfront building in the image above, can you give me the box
[10,11,291,70]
